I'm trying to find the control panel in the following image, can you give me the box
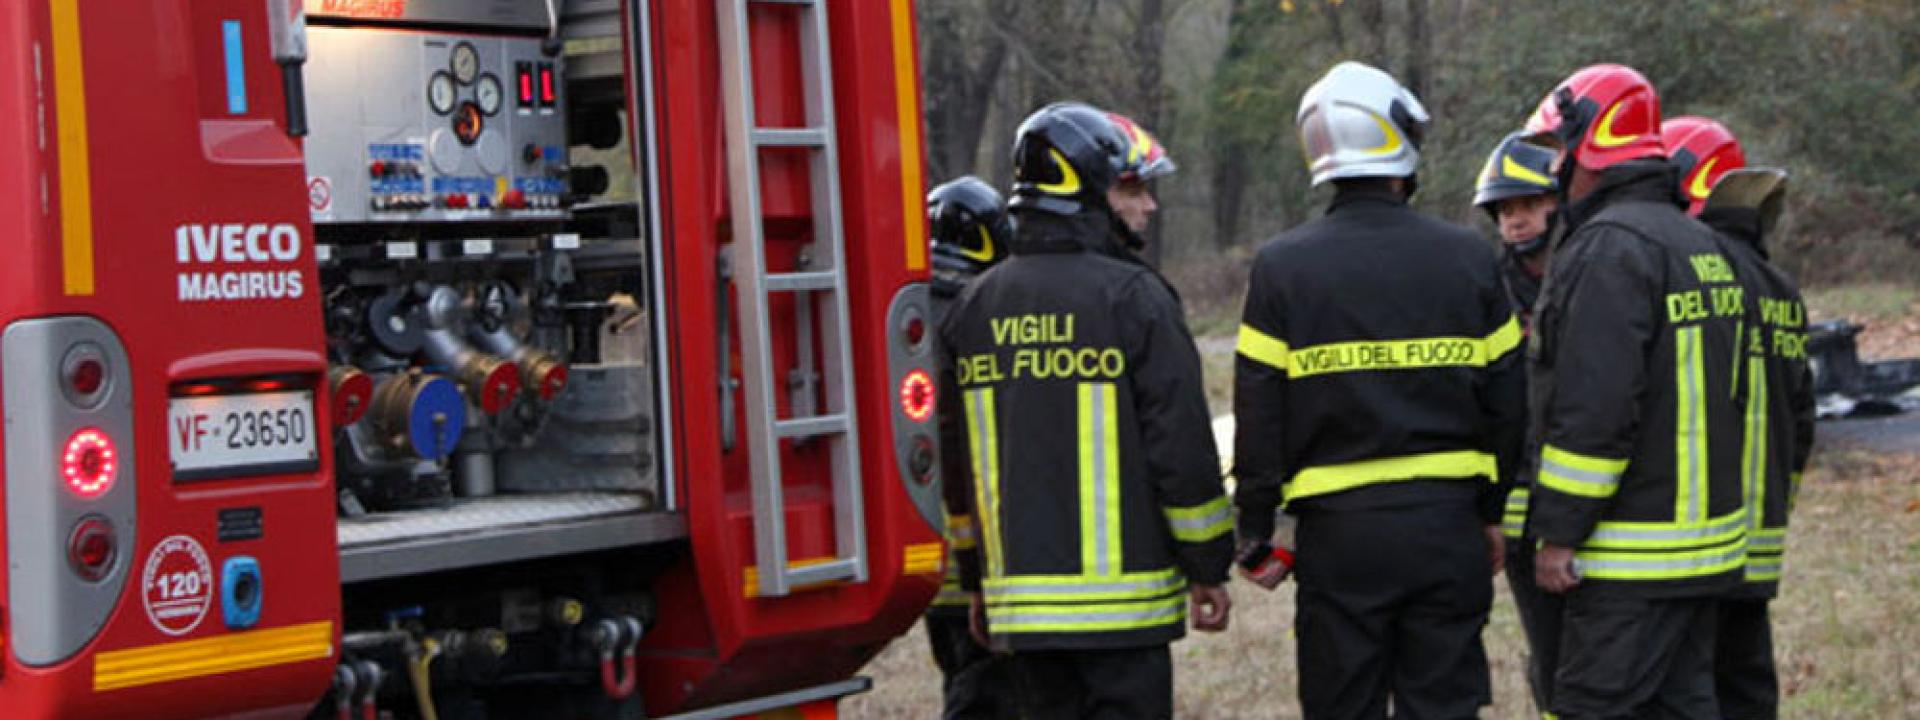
[304,28,569,224]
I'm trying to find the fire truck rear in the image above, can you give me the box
[0,0,941,717]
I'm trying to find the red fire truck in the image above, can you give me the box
[0,0,942,717]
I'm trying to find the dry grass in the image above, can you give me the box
[844,445,1920,719]
[1805,283,1920,361]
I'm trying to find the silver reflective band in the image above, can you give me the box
[983,573,1186,600]
[1576,544,1746,574]
[1540,459,1620,490]
[1165,505,1230,533]
[1588,513,1744,546]
[1090,385,1112,577]
[988,601,1185,628]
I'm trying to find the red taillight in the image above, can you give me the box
[899,369,935,423]
[70,358,104,395]
[68,516,116,581]
[904,316,927,347]
[62,428,118,498]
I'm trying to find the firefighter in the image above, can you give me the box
[937,102,1232,719]
[1231,61,1525,719]
[1522,65,1753,718]
[1472,130,1564,717]
[1663,117,1816,720]
[924,175,1016,720]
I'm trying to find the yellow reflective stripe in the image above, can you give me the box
[1164,495,1231,543]
[964,388,1004,578]
[1742,356,1769,559]
[1538,445,1627,499]
[1077,383,1122,577]
[1676,326,1708,523]
[1286,336,1499,379]
[1486,316,1523,361]
[1574,539,1747,580]
[1237,323,1292,372]
[1586,510,1746,550]
[1501,487,1529,539]
[1286,450,1496,502]
[52,0,96,296]
[93,621,335,691]
[985,594,1187,634]
[888,0,927,271]
[984,568,1186,603]
[945,515,977,550]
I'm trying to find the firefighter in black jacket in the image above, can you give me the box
[1232,61,1526,719]
[1664,117,1816,720]
[1522,65,1753,718]
[937,102,1232,719]
[1472,130,1563,717]
[924,175,1015,720]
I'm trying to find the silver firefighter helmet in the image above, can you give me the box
[1296,61,1430,186]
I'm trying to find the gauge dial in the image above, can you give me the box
[475,73,503,116]
[450,42,481,85]
[427,71,458,115]
[452,102,485,146]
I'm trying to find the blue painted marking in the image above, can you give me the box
[222,21,247,115]
[368,143,425,161]
[431,176,497,194]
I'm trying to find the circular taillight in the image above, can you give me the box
[68,516,116,581]
[70,358,105,395]
[899,369,935,423]
[62,428,118,498]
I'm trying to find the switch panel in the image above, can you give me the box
[304,27,570,225]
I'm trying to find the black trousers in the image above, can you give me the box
[1293,503,1492,719]
[1008,644,1172,720]
[1504,538,1564,717]
[1552,591,1718,719]
[925,613,1017,720]
[1714,598,1778,720]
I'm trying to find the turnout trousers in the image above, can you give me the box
[1008,644,1172,720]
[1714,598,1778,720]
[1294,497,1493,719]
[1504,538,1565,717]
[924,613,1016,720]
[1551,589,1718,719]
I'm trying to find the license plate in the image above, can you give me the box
[168,390,319,480]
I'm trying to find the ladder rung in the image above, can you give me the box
[784,558,860,586]
[750,0,821,5]
[765,271,838,292]
[753,128,829,149]
[775,414,849,439]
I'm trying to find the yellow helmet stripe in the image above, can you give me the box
[1036,148,1083,195]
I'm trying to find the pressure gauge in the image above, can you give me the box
[427,71,458,115]
[452,102,485,146]
[450,42,480,85]
[475,73,503,116]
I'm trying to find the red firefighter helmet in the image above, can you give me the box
[1106,111,1177,184]
[1662,116,1748,216]
[1525,64,1665,172]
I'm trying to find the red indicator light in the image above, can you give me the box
[539,65,556,105]
[70,358,105,395]
[904,316,927,347]
[62,428,118,499]
[518,65,534,105]
[68,516,116,581]
[899,370,935,423]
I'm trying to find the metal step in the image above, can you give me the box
[337,492,684,582]
[775,414,848,439]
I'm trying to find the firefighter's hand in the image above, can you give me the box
[1485,524,1506,576]
[1535,543,1581,593]
[1190,584,1231,633]
[968,592,990,648]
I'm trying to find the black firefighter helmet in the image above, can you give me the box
[927,175,1012,297]
[1009,102,1133,217]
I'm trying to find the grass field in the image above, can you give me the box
[843,276,1920,718]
